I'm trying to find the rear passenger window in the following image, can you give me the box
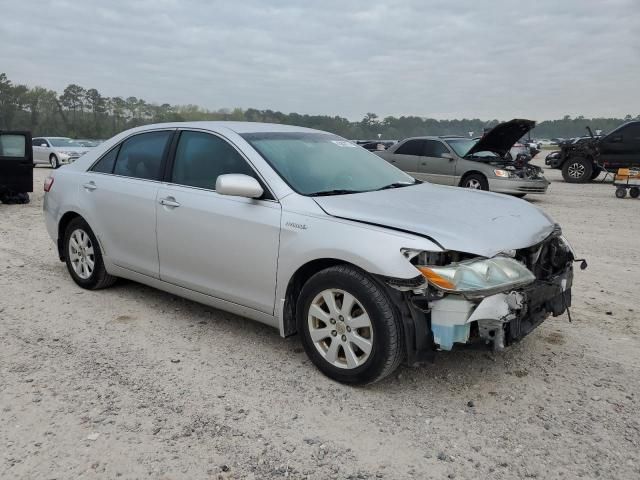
[171,131,257,190]
[395,140,425,156]
[91,146,119,174]
[113,131,172,180]
[423,140,450,157]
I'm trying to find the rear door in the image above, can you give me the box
[418,140,456,185]
[81,129,174,278]
[599,123,640,169]
[384,139,424,176]
[0,131,33,192]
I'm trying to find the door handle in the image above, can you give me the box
[83,181,97,191]
[159,197,181,208]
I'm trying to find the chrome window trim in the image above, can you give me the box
[86,127,278,202]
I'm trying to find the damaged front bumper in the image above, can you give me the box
[429,267,572,351]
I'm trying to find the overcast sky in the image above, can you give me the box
[2,0,639,120]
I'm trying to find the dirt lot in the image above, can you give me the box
[1,160,639,479]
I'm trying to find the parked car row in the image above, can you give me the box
[41,121,578,384]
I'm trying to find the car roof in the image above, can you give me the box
[128,121,325,135]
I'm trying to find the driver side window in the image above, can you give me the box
[170,131,259,191]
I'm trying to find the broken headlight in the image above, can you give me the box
[416,256,536,296]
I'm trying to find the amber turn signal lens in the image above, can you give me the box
[417,267,456,290]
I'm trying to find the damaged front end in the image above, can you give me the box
[386,231,576,361]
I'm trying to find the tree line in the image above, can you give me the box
[1,73,638,141]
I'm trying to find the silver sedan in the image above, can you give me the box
[43,122,575,384]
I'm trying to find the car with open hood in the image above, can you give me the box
[376,119,549,197]
[43,121,577,384]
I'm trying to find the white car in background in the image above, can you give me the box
[32,137,91,168]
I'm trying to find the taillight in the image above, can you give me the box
[44,177,54,192]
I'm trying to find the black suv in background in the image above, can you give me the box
[558,121,640,183]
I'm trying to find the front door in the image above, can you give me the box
[0,131,33,192]
[418,140,457,185]
[156,130,281,314]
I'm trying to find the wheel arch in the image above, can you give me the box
[280,258,362,337]
[57,211,83,260]
[458,170,487,187]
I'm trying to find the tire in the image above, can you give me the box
[511,193,527,198]
[629,187,639,199]
[590,167,602,180]
[50,154,59,169]
[461,173,489,191]
[562,157,593,183]
[63,217,116,289]
[296,265,404,385]
[615,187,627,199]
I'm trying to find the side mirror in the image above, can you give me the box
[215,174,264,199]
[441,152,454,160]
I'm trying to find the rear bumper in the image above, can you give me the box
[488,177,549,195]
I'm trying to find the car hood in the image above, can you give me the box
[313,183,556,258]
[467,119,535,157]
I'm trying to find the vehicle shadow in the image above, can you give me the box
[106,278,551,393]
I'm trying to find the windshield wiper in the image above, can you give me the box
[309,189,363,197]
[375,180,419,191]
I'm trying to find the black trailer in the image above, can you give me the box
[0,131,33,204]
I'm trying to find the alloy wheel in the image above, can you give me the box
[466,179,482,189]
[307,288,373,369]
[567,162,585,179]
[68,228,95,279]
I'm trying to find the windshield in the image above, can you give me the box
[445,138,498,159]
[241,132,416,195]
[49,138,81,148]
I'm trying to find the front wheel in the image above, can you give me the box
[562,157,593,183]
[63,217,117,289]
[297,265,404,385]
[50,154,59,169]
[461,173,489,190]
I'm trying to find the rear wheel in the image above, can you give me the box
[629,187,639,198]
[50,154,59,169]
[461,173,489,191]
[63,217,116,289]
[297,265,404,385]
[562,157,593,183]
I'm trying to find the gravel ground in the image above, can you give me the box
[1,159,639,479]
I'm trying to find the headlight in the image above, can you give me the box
[416,256,535,295]
[494,169,516,178]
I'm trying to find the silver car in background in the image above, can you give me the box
[376,119,549,197]
[32,136,91,168]
[43,122,575,384]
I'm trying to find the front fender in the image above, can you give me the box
[274,208,442,335]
